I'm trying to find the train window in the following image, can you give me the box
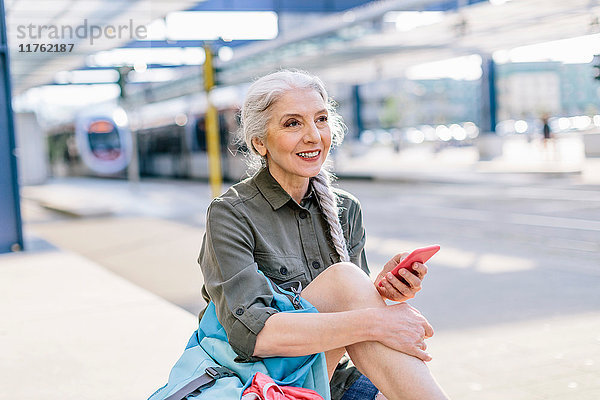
[87,120,121,160]
[138,125,183,154]
[192,110,243,153]
[89,120,114,133]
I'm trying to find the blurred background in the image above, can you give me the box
[1,1,599,399]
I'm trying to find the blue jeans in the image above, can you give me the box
[340,374,379,400]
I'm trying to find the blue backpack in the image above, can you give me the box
[148,276,331,400]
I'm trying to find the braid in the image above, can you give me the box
[311,169,350,263]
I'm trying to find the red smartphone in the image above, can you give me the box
[379,245,440,287]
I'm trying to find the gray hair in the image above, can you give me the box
[238,69,349,262]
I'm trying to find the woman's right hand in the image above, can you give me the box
[374,303,434,362]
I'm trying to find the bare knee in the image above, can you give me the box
[303,262,384,312]
[326,262,372,289]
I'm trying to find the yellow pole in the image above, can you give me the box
[203,43,222,198]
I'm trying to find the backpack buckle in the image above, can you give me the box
[205,366,236,380]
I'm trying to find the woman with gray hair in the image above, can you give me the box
[197,69,449,400]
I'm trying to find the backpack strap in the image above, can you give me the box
[163,367,237,400]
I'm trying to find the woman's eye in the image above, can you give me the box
[284,119,299,127]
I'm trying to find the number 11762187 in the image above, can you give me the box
[18,43,74,52]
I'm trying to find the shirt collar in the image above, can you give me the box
[301,181,319,208]
[254,167,319,210]
[254,167,293,210]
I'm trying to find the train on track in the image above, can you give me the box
[46,91,249,182]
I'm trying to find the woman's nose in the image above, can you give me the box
[303,123,321,142]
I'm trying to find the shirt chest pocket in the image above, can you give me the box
[255,254,307,286]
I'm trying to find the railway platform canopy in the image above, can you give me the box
[6,0,600,100]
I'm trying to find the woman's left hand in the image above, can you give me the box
[375,252,428,302]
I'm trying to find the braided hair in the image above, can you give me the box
[310,169,350,262]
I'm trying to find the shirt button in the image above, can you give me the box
[312,261,320,269]
[280,267,288,275]
[235,307,244,316]
[299,211,308,219]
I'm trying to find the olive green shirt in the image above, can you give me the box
[197,167,369,362]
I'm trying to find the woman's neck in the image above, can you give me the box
[267,167,310,204]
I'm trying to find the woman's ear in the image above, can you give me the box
[252,137,267,157]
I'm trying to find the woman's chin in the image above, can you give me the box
[299,164,324,178]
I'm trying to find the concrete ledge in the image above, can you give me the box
[0,250,197,400]
[476,161,583,176]
[21,193,113,218]
[38,200,113,218]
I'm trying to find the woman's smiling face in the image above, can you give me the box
[252,88,332,187]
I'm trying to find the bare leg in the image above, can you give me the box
[324,347,346,380]
[301,262,449,400]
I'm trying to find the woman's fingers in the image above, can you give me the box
[381,274,411,300]
[379,303,435,362]
[376,258,429,300]
[383,270,421,299]
[410,306,434,338]
[393,252,409,264]
[424,320,434,338]
[406,346,433,362]
[380,252,409,276]
[379,275,405,299]
[395,269,422,290]
[412,262,428,279]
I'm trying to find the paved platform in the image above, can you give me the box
[0,249,197,400]
[427,313,600,400]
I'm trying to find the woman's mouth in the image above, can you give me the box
[296,150,321,160]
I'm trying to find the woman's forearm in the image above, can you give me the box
[253,308,380,358]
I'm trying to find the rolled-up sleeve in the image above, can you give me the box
[198,198,279,361]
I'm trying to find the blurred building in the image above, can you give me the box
[356,77,480,132]
[496,61,600,121]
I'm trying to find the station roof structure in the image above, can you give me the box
[5,0,600,96]
[214,0,600,85]
[5,0,381,94]
[5,0,202,93]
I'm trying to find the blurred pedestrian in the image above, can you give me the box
[542,115,551,140]
[541,114,555,160]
